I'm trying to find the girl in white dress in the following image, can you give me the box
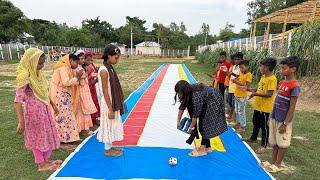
[97,44,125,157]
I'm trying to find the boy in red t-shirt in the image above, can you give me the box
[206,51,231,98]
[217,51,231,98]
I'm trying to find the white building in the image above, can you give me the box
[135,41,161,56]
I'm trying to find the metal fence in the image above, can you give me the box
[0,44,103,61]
[198,33,292,55]
[161,48,189,57]
[129,47,190,57]
[0,44,190,61]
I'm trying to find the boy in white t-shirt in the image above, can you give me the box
[225,52,243,120]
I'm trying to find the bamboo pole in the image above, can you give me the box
[250,23,253,38]
[268,34,272,55]
[16,45,20,59]
[0,44,4,60]
[264,19,271,48]
[281,11,288,48]
[245,38,248,51]
[252,23,257,50]
[310,1,318,22]
[253,22,257,50]
[8,45,12,60]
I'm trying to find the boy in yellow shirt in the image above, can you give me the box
[231,60,252,132]
[246,58,277,154]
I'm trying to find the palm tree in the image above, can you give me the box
[201,23,210,45]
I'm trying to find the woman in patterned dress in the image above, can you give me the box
[175,80,228,157]
[50,54,83,150]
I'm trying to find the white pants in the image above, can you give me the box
[104,142,112,150]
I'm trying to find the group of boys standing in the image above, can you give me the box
[209,51,300,172]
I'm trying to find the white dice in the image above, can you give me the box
[168,157,178,166]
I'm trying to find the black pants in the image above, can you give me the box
[199,117,210,148]
[201,138,210,148]
[218,83,226,99]
[186,117,211,148]
[250,110,269,147]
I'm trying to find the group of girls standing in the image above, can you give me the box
[15,44,125,171]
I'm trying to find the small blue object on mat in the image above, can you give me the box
[178,117,191,134]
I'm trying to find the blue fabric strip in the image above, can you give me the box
[182,64,196,84]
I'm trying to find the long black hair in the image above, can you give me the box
[69,54,79,61]
[102,44,121,62]
[174,80,205,107]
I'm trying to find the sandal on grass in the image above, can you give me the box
[280,163,290,171]
[260,161,272,168]
[49,160,63,165]
[188,149,207,157]
[266,164,284,173]
[60,144,75,151]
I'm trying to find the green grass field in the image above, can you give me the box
[0,57,319,179]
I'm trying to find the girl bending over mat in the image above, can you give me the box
[175,80,228,157]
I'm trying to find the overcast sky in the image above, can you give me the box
[10,0,251,36]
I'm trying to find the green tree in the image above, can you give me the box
[180,22,187,33]
[150,22,189,49]
[82,16,118,44]
[168,22,189,49]
[238,28,250,38]
[117,16,148,47]
[201,23,210,45]
[151,23,170,45]
[189,33,217,55]
[169,22,179,32]
[29,19,63,45]
[64,28,104,47]
[0,0,29,43]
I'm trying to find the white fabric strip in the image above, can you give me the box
[137,64,193,149]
